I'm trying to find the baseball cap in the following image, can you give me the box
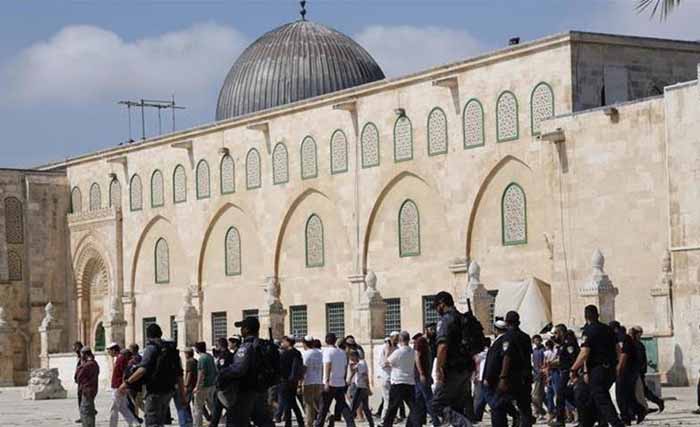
[234,317,260,332]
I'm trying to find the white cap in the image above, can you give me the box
[390,331,400,337]
[494,320,507,331]
[107,342,120,350]
[304,335,314,342]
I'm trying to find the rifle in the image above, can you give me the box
[467,298,473,313]
[269,327,273,341]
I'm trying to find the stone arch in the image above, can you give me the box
[73,237,113,346]
[465,155,531,258]
[129,215,171,295]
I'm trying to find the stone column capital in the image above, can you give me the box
[448,257,469,274]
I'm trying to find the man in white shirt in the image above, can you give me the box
[349,350,374,427]
[383,331,417,427]
[302,336,324,427]
[313,333,355,427]
[377,332,399,423]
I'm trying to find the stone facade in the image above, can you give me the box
[4,31,700,385]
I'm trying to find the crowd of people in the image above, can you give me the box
[71,290,689,427]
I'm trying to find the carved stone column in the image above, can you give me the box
[122,294,135,345]
[449,257,470,312]
[259,276,286,340]
[650,250,673,336]
[351,271,386,344]
[38,302,62,369]
[175,288,201,350]
[578,249,619,323]
[0,307,15,386]
[466,261,493,332]
[103,295,127,347]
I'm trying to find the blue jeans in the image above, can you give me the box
[414,381,437,427]
[173,391,193,427]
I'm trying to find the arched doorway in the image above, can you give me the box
[94,322,105,352]
[74,246,111,348]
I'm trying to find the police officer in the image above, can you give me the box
[550,324,579,427]
[481,319,519,427]
[503,311,534,427]
[210,337,236,427]
[430,291,475,427]
[218,317,275,427]
[569,305,624,427]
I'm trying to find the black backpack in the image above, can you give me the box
[147,340,180,393]
[253,338,281,391]
[458,303,486,365]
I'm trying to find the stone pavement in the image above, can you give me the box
[0,386,699,427]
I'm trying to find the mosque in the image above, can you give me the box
[2,10,700,387]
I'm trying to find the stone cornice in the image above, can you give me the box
[67,207,120,227]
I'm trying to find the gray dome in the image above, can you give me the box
[216,20,385,120]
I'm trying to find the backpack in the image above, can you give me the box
[253,338,281,391]
[147,340,180,393]
[458,305,486,367]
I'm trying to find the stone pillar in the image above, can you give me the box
[0,307,15,386]
[650,250,673,336]
[259,277,286,340]
[103,295,127,347]
[466,261,493,332]
[351,271,386,343]
[578,249,618,323]
[449,257,470,312]
[39,302,62,369]
[122,294,135,345]
[175,288,201,350]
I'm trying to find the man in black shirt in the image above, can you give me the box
[481,319,519,427]
[504,311,534,427]
[551,325,579,427]
[210,337,236,427]
[629,326,664,413]
[570,305,623,427]
[616,326,645,424]
[430,291,474,427]
[279,336,305,427]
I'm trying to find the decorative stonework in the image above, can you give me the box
[272,143,289,185]
[246,149,261,189]
[502,183,527,245]
[67,207,116,226]
[531,82,554,135]
[4,197,23,244]
[22,368,67,400]
[394,115,413,162]
[427,108,448,155]
[155,238,170,284]
[150,170,164,207]
[196,160,211,199]
[7,250,22,281]
[497,91,518,141]
[578,249,619,323]
[300,136,318,179]
[109,178,121,209]
[330,130,348,174]
[129,174,143,211]
[225,226,241,276]
[89,183,101,211]
[463,99,484,148]
[176,287,200,349]
[71,187,82,213]
[361,122,380,168]
[220,155,235,194]
[651,250,673,335]
[173,165,187,203]
[305,214,324,267]
[399,199,420,257]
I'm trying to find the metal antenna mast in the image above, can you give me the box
[118,97,186,143]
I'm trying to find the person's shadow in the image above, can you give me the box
[665,344,689,386]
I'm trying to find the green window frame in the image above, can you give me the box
[330,129,349,174]
[530,82,555,136]
[393,115,413,162]
[305,214,324,268]
[154,237,170,284]
[300,136,318,180]
[496,90,519,143]
[463,98,485,149]
[196,159,211,200]
[246,148,261,190]
[272,142,289,185]
[225,226,242,276]
[427,107,448,156]
[220,154,236,195]
[150,170,164,208]
[173,164,187,204]
[129,174,143,212]
[398,199,421,257]
[501,182,527,246]
[361,122,380,168]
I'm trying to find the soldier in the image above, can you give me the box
[479,319,518,427]
[569,305,624,427]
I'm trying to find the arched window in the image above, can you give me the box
[220,155,235,195]
[109,178,122,209]
[246,149,261,190]
[130,174,143,211]
[7,250,22,281]
[272,143,289,185]
[398,200,420,257]
[361,122,380,168]
[225,227,242,276]
[330,130,348,174]
[496,91,519,142]
[94,322,105,351]
[530,82,554,135]
[71,187,82,213]
[501,183,527,245]
[427,108,448,156]
[151,170,164,207]
[173,165,187,203]
[394,115,413,162]
[196,160,211,199]
[4,197,23,244]
[305,214,324,268]
[463,99,485,148]
[300,136,318,179]
[155,238,170,283]
[89,183,101,211]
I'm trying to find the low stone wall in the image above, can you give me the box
[47,352,112,396]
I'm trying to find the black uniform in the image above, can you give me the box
[616,335,644,423]
[555,336,579,425]
[210,349,236,427]
[482,334,520,427]
[508,327,534,427]
[577,321,624,427]
[637,341,663,407]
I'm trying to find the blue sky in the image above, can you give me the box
[1,0,699,168]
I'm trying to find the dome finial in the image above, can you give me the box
[300,0,307,20]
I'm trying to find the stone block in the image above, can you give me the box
[22,368,67,400]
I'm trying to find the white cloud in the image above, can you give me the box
[354,25,487,78]
[0,23,249,106]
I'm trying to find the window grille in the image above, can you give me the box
[384,298,401,337]
[211,312,228,345]
[290,305,308,338]
[422,295,439,327]
[170,315,178,348]
[326,303,345,338]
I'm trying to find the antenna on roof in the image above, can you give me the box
[300,0,307,20]
[117,97,186,143]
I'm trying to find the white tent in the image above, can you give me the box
[492,277,552,336]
